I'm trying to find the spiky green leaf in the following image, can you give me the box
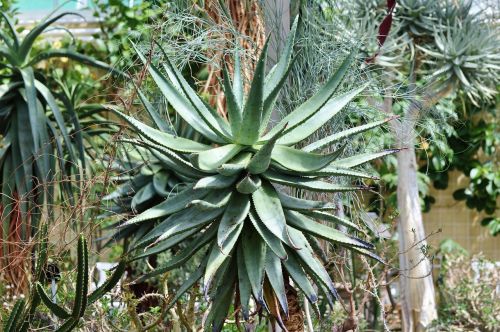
[236,41,268,145]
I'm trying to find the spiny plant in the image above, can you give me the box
[3,234,125,332]
[102,105,198,243]
[418,18,500,104]
[109,17,397,330]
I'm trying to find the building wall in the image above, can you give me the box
[423,170,499,261]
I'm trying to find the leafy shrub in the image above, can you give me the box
[432,250,500,331]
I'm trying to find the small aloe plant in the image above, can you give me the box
[108,17,396,330]
[3,234,125,332]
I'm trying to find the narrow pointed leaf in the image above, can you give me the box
[263,170,366,192]
[302,210,361,231]
[298,166,378,179]
[248,125,286,174]
[194,174,238,190]
[130,227,201,261]
[303,117,397,152]
[110,108,210,153]
[282,252,318,304]
[252,180,294,247]
[278,192,336,211]
[206,264,236,331]
[131,44,223,142]
[242,226,266,301]
[278,86,366,145]
[350,247,385,263]
[330,149,400,168]
[124,138,206,178]
[166,258,207,311]
[191,144,243,171]
[222,63,242,135]
[233,53,244,109]
[28,49,122,74]
[131,182,156,211]
[142,205,224,246]
[20,67,40,151]
[0,12,19,49]
[119,184,207,227]
[263,51,356,140]
[157,42,232,139]
[135,87,172,132]
[264,16,299,97]
[204,221,243,291]
[88,261,126,304]
[35,80,77,162]
[286,210,372,249]
[137,225,216,282]
[187,190,232,210]
[217,152,252,176]
[248,209,287,260]
[217,193,250,248]
[265,251,288,315]
[236,41,268,145]
[270,145,342,172]
[152,171,170,196]
[237,245,252,320]
[287,228,339,300]
[262,280,286,329]
[19,12,83,61]
[236,173,262,194]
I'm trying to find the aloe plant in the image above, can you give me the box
[102,107,200,244]
[0,10,119,287]
[108,17,396,330]
[3,234,125,332]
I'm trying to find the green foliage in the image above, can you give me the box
[105,17,395,331]
[0,10,118,241]
[420,97,499,235]
[3,235,125,331]
[432,250,500,331]
[453,160,499,236]
[90,0,166,68]
[418,18,499,104]
[344,0,499,235]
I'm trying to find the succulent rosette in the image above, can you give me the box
[108,18,396,330]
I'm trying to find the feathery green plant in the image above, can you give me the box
[107,16,396,330]
[3,234,125,332]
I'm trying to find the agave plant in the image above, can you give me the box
[109,17,396,330]
[417,19,500,104]
[102,143,192,243]
[396,0,438,37]
[0,10,118,288]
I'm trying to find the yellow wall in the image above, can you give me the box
[423,171,499,260]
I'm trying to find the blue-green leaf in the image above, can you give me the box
[263,51,356,140]
[277,86,367,145]
[236,41,269,145]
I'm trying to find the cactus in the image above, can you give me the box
[3,235,125,332]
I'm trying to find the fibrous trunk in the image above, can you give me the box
[0,193,30,293]
[283,283,304,332]
[204,0,266,116]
